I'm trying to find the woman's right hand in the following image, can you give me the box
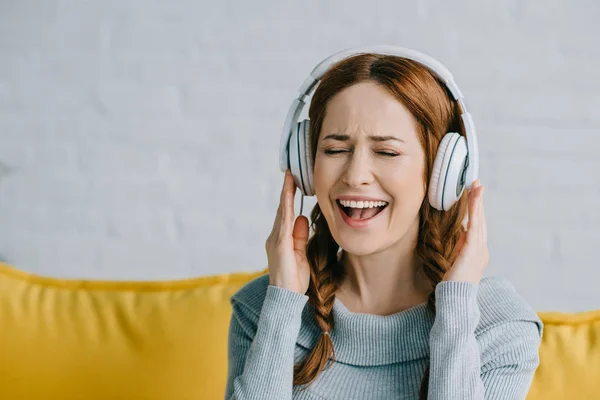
[265,169,311,295]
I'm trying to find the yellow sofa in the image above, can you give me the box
[0,261,598,399]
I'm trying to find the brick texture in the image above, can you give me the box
[0,0,598,312]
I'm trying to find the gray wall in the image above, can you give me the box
[0,0,598,312]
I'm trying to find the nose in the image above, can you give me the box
[342,149,374,188]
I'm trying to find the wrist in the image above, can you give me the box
[268,279,304,295]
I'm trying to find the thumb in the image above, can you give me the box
[292,215,310,256]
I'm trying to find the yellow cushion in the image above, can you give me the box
[527,309,600,400]
[0,262,598,399]
[0,261,267,400]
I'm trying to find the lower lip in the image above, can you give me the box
[337,202,388,229]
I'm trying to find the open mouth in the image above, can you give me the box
[336,199,388,221]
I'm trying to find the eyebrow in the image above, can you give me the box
[321,133,406,143]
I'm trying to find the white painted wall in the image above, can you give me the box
[1,0,599,312]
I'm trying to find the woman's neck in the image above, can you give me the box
[335,249,432,316]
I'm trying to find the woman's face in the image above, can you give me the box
[313,81,427,256]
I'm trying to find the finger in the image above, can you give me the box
[467,184,478,225]
[280,169,290,205]
[470,184,485,242]
[466,182,481,238]
[271,171,289,237]
[282,171,296,236]
[293,215,310,257]
[455,229,467,253]
[467,179,480,196]
[271,202,282,236]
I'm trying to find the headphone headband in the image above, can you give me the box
[304,45,463,99]
[280,45,479,189]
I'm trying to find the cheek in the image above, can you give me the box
[312,154,324,193]
[313,153,336,194]
[313,154,331,210]
[387,160,427,206]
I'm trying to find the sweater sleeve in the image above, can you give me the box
[427,280,542,399]
[224,284,309,400]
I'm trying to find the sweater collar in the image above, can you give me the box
[296,297,435,366]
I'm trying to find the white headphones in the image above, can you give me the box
[279,45,479,211]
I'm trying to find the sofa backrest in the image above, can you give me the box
[0,262,598,399]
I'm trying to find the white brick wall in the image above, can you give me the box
[0,0,598,312]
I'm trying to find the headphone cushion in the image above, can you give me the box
[429,132,467,211]
[288,121,303,194]
[290,119,315,196]
[300,120,315,196]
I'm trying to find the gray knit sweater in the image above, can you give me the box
[225,274,543,399]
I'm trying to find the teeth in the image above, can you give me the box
[338,200,388,208]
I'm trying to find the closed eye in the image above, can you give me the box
[324,149,400,157]
[324,149,348,155]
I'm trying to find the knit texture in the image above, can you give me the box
[225,274,543,399]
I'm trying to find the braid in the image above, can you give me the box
[293,205,342,387]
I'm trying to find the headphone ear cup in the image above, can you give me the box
[289,119,314,196]
[288,121,302,193]
[429,132,468,211]
[300,119,315,196]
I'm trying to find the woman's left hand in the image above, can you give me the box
[443,179,489,285]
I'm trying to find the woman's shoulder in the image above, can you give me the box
[476,276,543,336]
[228,273,311,342]
[476,276,543,372]
[229,273,271,318]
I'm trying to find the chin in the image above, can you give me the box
[334,233,387,257]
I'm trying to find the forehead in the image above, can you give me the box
[320,81,418,141]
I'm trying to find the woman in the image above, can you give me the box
[224,48,543,399]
